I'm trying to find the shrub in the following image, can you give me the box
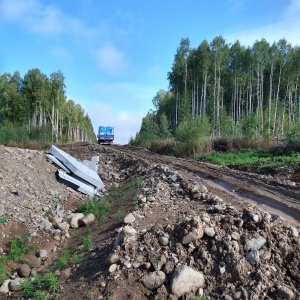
[0,264,7,285]
[8,235,32,262]
[77,198,111,218]
[81,228,93,251]
[55,249,70,270]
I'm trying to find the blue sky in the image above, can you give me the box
[1,0,300,144]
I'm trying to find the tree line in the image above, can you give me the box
[133,36,300,148]
[0,68,95,144]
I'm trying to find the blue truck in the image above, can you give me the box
[97,126,114,144]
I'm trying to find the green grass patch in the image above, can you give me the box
[7,235,33,262]
[0,264,7,285]
[204,148,300,175]
[76,197,111,218]
[80,228,93,251]
[0,218,7,224]
[123,177,143,190]
[55,249,71,270]
[21,271,59,299]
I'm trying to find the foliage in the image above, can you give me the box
[21,278,35,298]
[193,295,208,300]
[81,228,93,251]
[0,264,7,285]
[43,271,60,293]
[204,147,300,174]
[132,36,300,158]
[20,272,59,299]
[55,249,71,270]
[175,116,210,146]
[123,177,143,190]
[0,217,7,224]
[76,197,111,218]
[0,69,96,144]
[7,235,32,262]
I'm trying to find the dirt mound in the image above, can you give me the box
[0,143,299,300]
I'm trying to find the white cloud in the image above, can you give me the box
[0,0,99,39]
[95,44,127,75]
[285,0,300,16]
[0,0,63,34]
[226,0,300,46]
[83,80,158,144]
[84,101,146,145]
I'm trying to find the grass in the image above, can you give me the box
[55,249,71,270]
[0,217,7,224]
[123,177,143,190]
[204,147,300,175]
[193,296,208,300]
[76,177,143,220]
[7,235,33,262]
[0,264,7,285]
[76,197,111,218]
[81,228,93,251]
[21,271,59,299]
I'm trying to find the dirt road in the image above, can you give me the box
[110,144,300,225]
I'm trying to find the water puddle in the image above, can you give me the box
[197,173,300,222]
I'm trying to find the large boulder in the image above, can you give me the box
[171,265,205,297]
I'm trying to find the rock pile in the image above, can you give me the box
[0,143,300,299]
[93,147,300,299]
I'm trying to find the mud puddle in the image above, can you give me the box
[197,172,300,223]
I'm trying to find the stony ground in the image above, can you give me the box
[0,142,300,300]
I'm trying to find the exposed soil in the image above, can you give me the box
[0,142,300,300]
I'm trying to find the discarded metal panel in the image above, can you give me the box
[50,145,104,190]
[45,154,70,173]
[56,169,100,198]
[82,156,99,172]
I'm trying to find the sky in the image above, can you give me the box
[1,0,300,144]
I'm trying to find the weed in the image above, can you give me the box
[0,264,7,285]
[55,249,70,270]
[44,210,51,218]
[33,273,44,290]
[86,291,94,299]
[81,228,93,251]
[43,271,60,293]
[34,290,52,300]
[69,252,84,264]
[133,199,139,209]
[52,198,61,205]
[123,177,143,190]
[0,255,8,264]
[77,198,111,218]
[114,209,125,219]
[8,235,32,262]
[72,227,78,234]
[193,295,208,300]
[21,278,35,298]
[0,217,7,224]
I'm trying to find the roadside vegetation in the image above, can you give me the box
[0,69,96,147]
[129,36,300,177]
[204,147,300,175]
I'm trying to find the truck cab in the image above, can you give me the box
[97,126,114,144]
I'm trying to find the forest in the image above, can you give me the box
[131,36,300,154]
[0,68,95,146]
